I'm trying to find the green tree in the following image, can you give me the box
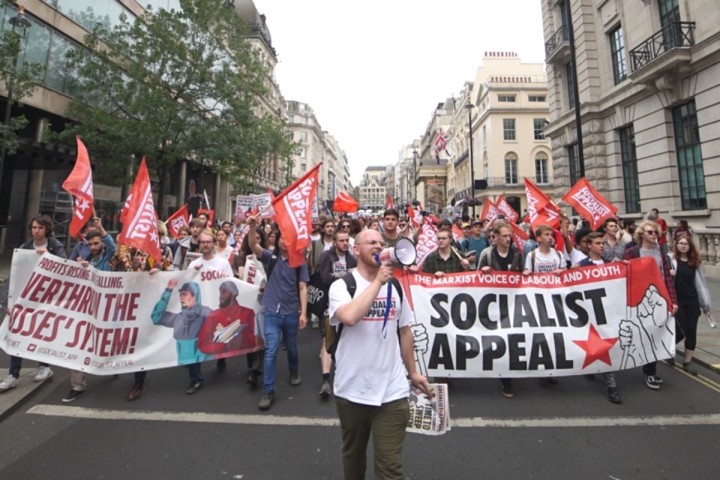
[62,0,295,214]
[0,29,44,155]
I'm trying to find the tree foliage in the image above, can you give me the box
[62,0,295,213]
[0,29,44,155]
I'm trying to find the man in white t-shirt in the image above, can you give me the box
[523,224,567,274]
[188,231,234,277]
[328,229,430,480]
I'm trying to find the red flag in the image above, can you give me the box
[62,136,94,238]
[385,195,395,210]
[333,191,359,213]
[525,178,558,230]
[434,128,448,159]
[533,203,562,230]
[480,199,500,222]
[561,178,618,231]
[408,204,423,229]
[165,204,189,238]
[510,223,529,250]
[495,195,519,223]
[626,257,672,310]
[451,224,464,243]
[272,163,321,267]
[117,157,162,263]
[415,221,438,266]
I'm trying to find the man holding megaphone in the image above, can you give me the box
[328,229,430,480]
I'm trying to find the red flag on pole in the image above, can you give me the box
[272,163,322,267]
[415,220,438,267]
[480,199,500,222]
[333,191,359,213]
[408,204,423,229]
[165,204,189,238]
[118,157,162,263]
[451,224,464,243]
[62,136,94,238]
[561,178,618,231]
[524,178,556,230]
[510,223,529,250]
[385,195,395,210]
[496,195,519,223]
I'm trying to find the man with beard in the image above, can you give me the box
[62,218,115,403]
[151,280,211,394]
[198,281,260,358]
[173,218,204,269]
[328,229,430,479]
[315,230,357,398]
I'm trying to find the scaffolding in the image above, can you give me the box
[40,190,73,249]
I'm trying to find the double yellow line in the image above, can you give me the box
[672,363,720,393]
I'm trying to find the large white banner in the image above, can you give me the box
[399,258,675,378]
[1,251,264,375]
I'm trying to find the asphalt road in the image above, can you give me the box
[1,326,719,480]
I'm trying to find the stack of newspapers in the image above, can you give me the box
[406,383,450,436]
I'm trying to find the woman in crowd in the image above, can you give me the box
[673,220,694,242]
[670,233,710,375]
[214,228,234,260]
[624,220,678,390]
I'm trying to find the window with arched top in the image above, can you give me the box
[535,152,549,184]
[505,153,518,184]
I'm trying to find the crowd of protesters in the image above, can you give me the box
[0,206,710,410]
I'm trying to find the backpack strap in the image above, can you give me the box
[531,250,536,273]
[328,274,404,357]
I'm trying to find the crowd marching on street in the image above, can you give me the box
[0,196,712,479]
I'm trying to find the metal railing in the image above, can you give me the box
[545,25,569,59]
[629,22,695,71]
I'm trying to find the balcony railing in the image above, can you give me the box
[484,176,553,187]
[544,25,569,60]
[629,22,695,71]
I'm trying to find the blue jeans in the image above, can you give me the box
[263,311,299,393]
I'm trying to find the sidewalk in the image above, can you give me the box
[1,251,718,420]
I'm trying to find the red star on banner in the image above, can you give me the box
[572,325,619,369]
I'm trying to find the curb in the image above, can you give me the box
[677,348,720,376]
[0,378,51,423]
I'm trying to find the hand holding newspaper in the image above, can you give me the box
[406,383,450,435]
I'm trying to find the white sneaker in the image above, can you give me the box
[33,366,54,382]
[0,374,19,391]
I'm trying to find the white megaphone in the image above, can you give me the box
[374,237,417,266]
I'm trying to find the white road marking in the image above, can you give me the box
[27,405,720,428]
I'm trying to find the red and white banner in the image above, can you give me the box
[0,251,264,374]
[398,257,674,377]
[333,190,359,213]
[165,204,189,238]
[273,163,321,267]
[234,195,254,222]
[386,195,395,210]
[117,157,162,263]
[62,136,94,238]
[495,195,519,223]
[415,221,439,266]
[561,178,618,231]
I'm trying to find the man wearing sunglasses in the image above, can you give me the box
[328,229,430,479]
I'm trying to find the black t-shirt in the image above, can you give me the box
[674,260,698,300]
[494,248,513,271]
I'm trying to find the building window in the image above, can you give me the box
[528,95,546,102]
[505,153,518,184]
[300,132,307,142]
[672,100,706,210]
[533,119,546,140]
[567,143,581,185]
[619,126,640,213]
[566,63,576,109]
[503,119,516,141]
[609,26,627,84]
[498,95,516,102]
[299,146,306,158]
[535,153,549,184]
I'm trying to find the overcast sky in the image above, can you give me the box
[257,0,546,186]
